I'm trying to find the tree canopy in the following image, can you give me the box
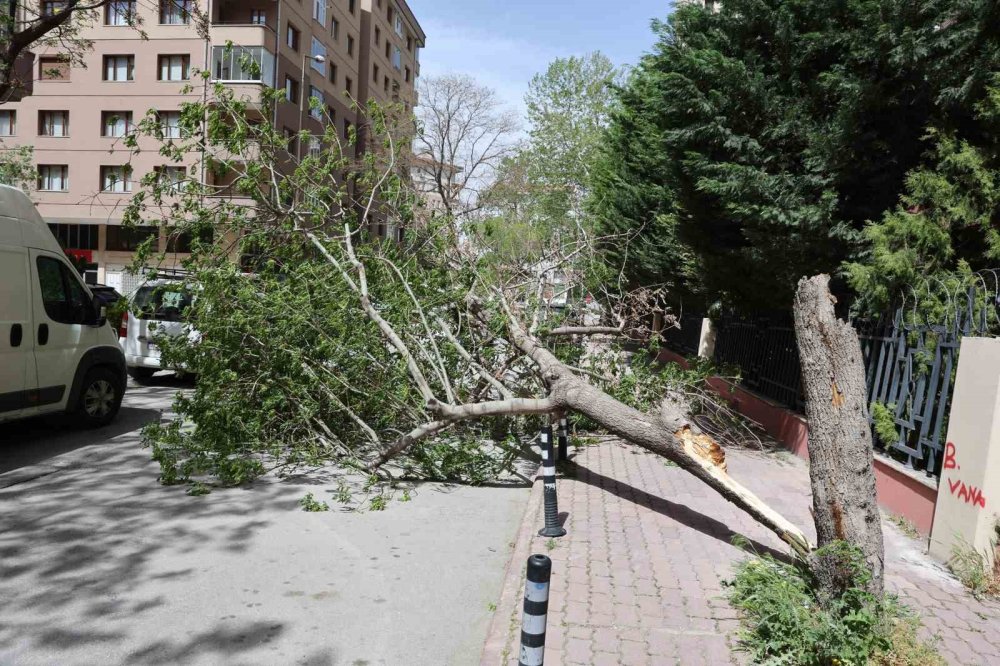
[592,0,1000,313]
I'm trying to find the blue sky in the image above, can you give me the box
[413,1,675,116]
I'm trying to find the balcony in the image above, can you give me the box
[210,45,275,85]
[212,0,276,31]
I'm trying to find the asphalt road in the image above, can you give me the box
[0,376,530,665]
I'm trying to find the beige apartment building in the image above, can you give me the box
[0,0,424,291]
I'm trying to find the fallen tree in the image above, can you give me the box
[123,77,890,571]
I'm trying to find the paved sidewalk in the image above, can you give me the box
[483,440,1000,665]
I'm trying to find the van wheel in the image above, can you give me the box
[128,367,155,381]
[76,367,124,427]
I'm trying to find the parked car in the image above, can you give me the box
[119,279,197,380]
[0,185,127,426]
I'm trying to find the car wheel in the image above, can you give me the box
[128,367,155,381]
[76,367,124,427]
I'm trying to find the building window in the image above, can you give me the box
[158,54,190,81]
[347,35,354,56]
[374,26,380,45]
[39,110,68,137]
[311,0,325,26]
[40,0,67,16]
[286,23,300,51]
[372,63,379,82]
[159,0,191,24]
[106,225,158,252]
[348,0,355,14]
[407,36,412,51]
[310,38,326,75]
[404,66,410,83]
[0,110,15,136]
[158,111,182,139]
[392,45,401,70]
[394,13,404,37]
[104,0,135,25]
[383,75,389,93]
[250,9,266,24]
[384,40,390,59]
[284,75,298,103]
[37,165,68,192]
[308,137,321,157]
[103,55,134,81]
[102,111,133,137]
[282,127,297,154]
[331,17,338,40]
[39,56,69,81]
[211,45,274,82]
[343,119,351,141]
[101,165,133,193]
[345,77,352,96]
[167,227,212,253]
[48,223,98,250]
[309,86,323,120]
[326,105,336,123]
[156,166,186,192]
[329,62,337,85]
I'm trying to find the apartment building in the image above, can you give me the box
[1,0,424,291]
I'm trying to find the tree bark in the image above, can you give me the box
[793,274,884,598]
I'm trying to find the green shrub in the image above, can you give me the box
[949,529,1000,599]
[725,542,943,665]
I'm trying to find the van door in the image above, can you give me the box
[28,249,100,414]
[0,242,36,422]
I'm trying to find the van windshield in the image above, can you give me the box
[132,285,193,322]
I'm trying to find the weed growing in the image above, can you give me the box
[725,542,943,665]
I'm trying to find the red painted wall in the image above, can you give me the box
[656,348,938,535]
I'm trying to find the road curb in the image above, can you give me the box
[480,469,545,665]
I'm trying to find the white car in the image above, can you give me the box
[119,279,197,380]
[0,185,126,426]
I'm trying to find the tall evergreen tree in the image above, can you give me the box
[593,0,1000,312]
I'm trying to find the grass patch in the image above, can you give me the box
[725,541,943,665]
[949,530,1000,599]
[886,514,920,540]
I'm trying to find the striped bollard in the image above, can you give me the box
[538,424,566,537]
[519,554,552,666]
[556,416,569,462]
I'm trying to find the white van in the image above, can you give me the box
[0,185,126,426]
[120,279,196,380]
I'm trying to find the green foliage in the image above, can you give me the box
[593,0,1000,312]
[870,402,899,446]
[948,528,1000,599]
[0,145,35,190]
[726,542,943,665]
[299,492,330,512]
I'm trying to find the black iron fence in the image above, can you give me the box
[711,313,805,412]
[660,312,705,357]
[660,283,1000,480]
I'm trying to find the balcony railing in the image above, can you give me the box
[211,45,274,84]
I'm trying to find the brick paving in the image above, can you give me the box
[485,440,1000,665]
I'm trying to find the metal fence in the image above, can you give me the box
[711,313,805,411]
[660,312,705,357]
[660,281,1000,480]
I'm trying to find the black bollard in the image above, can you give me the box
[518,554,552,666]
[538,424,566,538]
[557,416,568,462]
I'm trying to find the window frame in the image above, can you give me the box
[38,110,69,137]
[103,54,135,82]
[101,110,133,138]
[100,164,133,193]
[157,54,191,81]
[159,0,191,25]
[104,0,135,25]
[37,165,69,192]
[36,255,94,326]
[286,22,300,51]
[0,110,14,136]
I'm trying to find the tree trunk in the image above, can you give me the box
[793,274,884,598]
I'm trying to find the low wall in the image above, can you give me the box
[656,347,938,535]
